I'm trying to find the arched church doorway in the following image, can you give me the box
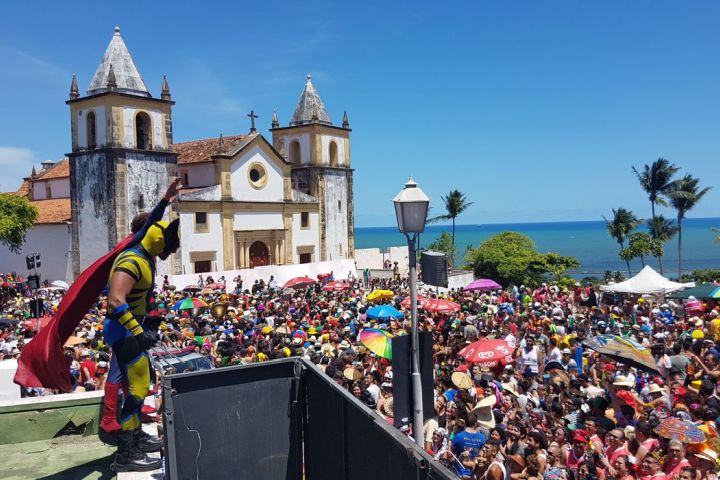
[249,241,270,267]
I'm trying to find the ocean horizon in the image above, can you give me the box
[354,217,720,278]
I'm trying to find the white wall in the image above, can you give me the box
[355,246,410,274]
[76,107,106,149]
[182,163,215,188]
[31,179,69,201]
[323,171,349,260]
[233,211,284,231]
[229,146,284,202]
[179,211,223,275]
[0,224,72,284]
[320,135,347,166]
[291,212,320,262]
[122,107,164,149]
[280,134,311,165]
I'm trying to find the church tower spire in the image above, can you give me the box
[342,111,350,129]
[106,64,117,91]
[87,26,150,97]
[161,75,171,100]
[290,74,332,126]
[271,111,279,129]
[69,74,79,99]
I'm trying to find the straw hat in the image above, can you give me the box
[502,382,519,397]
[612,375,634,388]
[451,371,472,390]
[343,367,362,382]
[473,395,497,429]
[647,383,664,395]
[694,447,718,464]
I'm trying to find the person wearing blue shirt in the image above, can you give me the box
[451,412,486,478]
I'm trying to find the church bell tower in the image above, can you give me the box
[270,75,355,261]
[67,27,178,278]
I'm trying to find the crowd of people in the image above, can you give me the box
[2,270,720,480]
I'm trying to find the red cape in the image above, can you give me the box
[14,235,133,392]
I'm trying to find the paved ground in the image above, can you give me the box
[0,434,116,480]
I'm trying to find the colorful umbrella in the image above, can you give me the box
[172,297,208,311]
[322,281,350,292]
[654,417,706,444]
[358,328,393,359]
[400,295,432,310]
[205,282,225,291]
[464,279,502,292]
[282,276,315,289]
[710,287,720,299]
[182,285,202,293]
[366,305,404,320]
[427,299,461,314]
[582,334,659,373]
[367,289,395,301]
[458,339,514,368]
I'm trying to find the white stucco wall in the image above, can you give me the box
[229,146,284,202]
[323,171,349,260]
[320,135,347,167]
[354,246,410,274]
[233,211,284,231]
[280,135,311,165]
[122,107,164,149]
[0,224,72,284]
[34,179,69,200]
[182,163,215,188]
[291,212,320,262]
[76,107,106,149]
[179,211,223,275]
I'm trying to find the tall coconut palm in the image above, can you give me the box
[667,174,711,278]
[602,207,641,276]
[429,190,473,265]
[647,214,678,275]
[632,158,680,224]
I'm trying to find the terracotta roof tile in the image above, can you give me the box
[34,158,70,180]
[174,135,246,165]
[30,198,71,224]
[8,180,30,198]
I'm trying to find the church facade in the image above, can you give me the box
[2,27,355,281]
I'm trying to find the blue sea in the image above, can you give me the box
[355,218,720,278]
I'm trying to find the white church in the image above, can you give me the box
[1,27,356,282]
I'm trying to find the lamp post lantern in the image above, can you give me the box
[393,177,429,447]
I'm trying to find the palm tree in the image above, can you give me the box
[667,174,711,278]
[602,207,641,276]
[428,190,473,265]
[647,214,678,275]
[632,158,680,224]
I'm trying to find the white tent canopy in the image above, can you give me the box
[599,265,693,295]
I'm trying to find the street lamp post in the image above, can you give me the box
[393,177,430,448]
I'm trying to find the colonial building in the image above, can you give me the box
[1,27,355,280]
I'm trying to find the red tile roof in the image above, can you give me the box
[8,180,30,198]
[30,198,71,224]
[174,135,246,165]
[35,158,69,180]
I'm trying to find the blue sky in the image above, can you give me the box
[1,1,719,227]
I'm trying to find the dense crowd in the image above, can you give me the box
[2,270,720,480]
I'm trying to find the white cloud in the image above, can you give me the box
[0,147,36,192]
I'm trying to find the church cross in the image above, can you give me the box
[247,110,258,133]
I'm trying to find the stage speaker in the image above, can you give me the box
[27,275,40,290]
[390,332,434,429]
[420,251,448,287]
[29,298,43,318]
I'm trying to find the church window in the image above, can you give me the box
[329,141,338,167]
[338,200,342,212]
[195,212,208,233]
[299,253,311,264]
[181,171,189,186]
[135,112,152,150]
[247,162,268,189]
[289,140,301,164]
[301,212,309,229]
[86,111,97,149]
[137,194,145,210]
[45,182,52,199]
[194,260,212,273]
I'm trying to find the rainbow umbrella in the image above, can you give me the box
[582,334,659,373]
[172,297,208,311]
[359,328,393,359]
[367,289,394,301]
[654,417,706,444]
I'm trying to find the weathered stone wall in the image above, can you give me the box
[322,170,349,261]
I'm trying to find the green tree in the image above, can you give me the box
[632,158,679,225]
[622,231,660,267]
[0,194,38,254]
[429,190,473,265]
[426,232,457,264]
[534,252,581,281]
[666,174,711,278]
[465,231,579,286]
[647,215,678,275]
[603,207,641,276]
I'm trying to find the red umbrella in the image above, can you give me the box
[321,281,350,292]
[427,299,461,314]
[400,295,433,310]
[21,316,54,332]
[459,339,515,368]
[204,282,225,291]
[282,276,315,289]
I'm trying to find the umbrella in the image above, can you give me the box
[282,276,315,289]
[358,328,393,359]
[64,336,86,347]
[366,305,404,320]
[205,282,225,291]
[582,334,660,373]
[710,287,720,299]
[400,295,433,310]
[427,299,461,314]
[172,297,208,311]
[667,283,719,300]
[458,339,514,368]
[464,279,501,292]
[322,281,350,292]
[51,280,70,289]
[367,289,394,301]
[182,285,202,293]
[654,417,706,444]
[20,316,53,332]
